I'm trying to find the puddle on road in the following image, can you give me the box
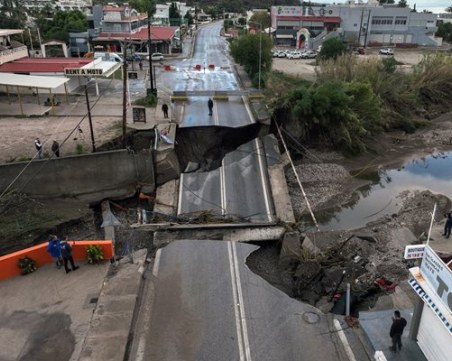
[307,152,452,231]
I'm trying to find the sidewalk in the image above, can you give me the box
[0,250,147,361]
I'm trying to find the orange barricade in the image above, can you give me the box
[0,240,114,281]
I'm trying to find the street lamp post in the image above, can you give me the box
[249,21,262,90]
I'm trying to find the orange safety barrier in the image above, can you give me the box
[0,240,113,281]
[208,64,215,69]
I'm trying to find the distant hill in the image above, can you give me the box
[185,0,301,12]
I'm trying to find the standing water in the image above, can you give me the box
[316,152,452,231]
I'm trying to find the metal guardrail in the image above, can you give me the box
[172,90,263,97]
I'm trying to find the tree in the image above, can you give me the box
[0,0,26,29]
[436,22,452,43]
[378,0,395,4]
[397,0,408,8]
[446,6,452,13]
[318,37,346,61]
[230,32,272,88]
[249,11,271,31]
[36,10,88,42]
[169,2,180,26]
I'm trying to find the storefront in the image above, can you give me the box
[408,245,452,361]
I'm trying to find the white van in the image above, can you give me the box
[93,52,123,63]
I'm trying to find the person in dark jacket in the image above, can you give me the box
[207,98,213,116]
[443,211,452,238]
[161,103,169,118]
[60,237,79,274]
[46,234,62,269]
[390,310,407,352]
[51,140,60,157]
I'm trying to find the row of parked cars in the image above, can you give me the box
[272,49,318,59]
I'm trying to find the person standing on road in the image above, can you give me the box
[443,211,452,238]
[208,98,213,116]
[161,103,169,118]
[46,234,62,269]
[51,140,60,157]
[139,59,143,71]
[34,138,43,159]
[60,237,79,274]
[389,310,407,352]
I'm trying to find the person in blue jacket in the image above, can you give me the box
[46,234,62,269]
[60,237,79,274]
[443,211,452,238]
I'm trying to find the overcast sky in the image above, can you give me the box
[318,1,451,13]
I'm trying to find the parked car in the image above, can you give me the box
[146,52,164,61]
[287,51,302,59]
[277,51,287,58]
[301,50,317,59]
[379,48,394,55]
[126,53,142,61]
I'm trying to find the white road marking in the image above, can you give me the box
[254,138,273,222]
[152,249,162,277]
[135,335,147,361]
[242,95,255,124]
[333,318,356,361]
[228,243,246,361]
[220,160,227,216]
[177,173,184,215]
[231,242,252,361]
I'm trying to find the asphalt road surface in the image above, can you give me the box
[132,240,339,361]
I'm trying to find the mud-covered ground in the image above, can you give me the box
[247,111,452,313]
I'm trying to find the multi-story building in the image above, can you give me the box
[271,1,438,49]
[20,0,91,12]
[0,29,28,65]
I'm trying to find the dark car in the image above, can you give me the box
[126,53,142,61]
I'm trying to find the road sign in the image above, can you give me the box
[404,245,426,259]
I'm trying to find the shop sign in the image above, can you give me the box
[404,245,426,259]
[420,245,452,312]
[65,68,104,76]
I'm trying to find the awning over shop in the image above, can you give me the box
[276,34,294,39]
[0,73,69,90]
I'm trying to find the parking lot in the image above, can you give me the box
[271,47,447,80]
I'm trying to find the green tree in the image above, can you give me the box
[378,0,395,4]
[37,10,88,42]
[436,22,452,43]
[446,6,452,13]
[0,0,26,29]
[318,37,346,61]
[169,2,180,26]
[184,11,194,25]
[397,0,408,7]
[249,12,271,31]
[230,32,272,88]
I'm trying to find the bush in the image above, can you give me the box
[18,256,37,275]
[75,143,85,154]
[86,245,104,264]
[318,37,346,61]
[134,94,157,107]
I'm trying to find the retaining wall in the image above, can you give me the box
[0,240,114,281]
[0,149,155,201]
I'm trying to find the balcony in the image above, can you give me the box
[0,45,28,65]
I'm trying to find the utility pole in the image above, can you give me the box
[84,83,96,152]
[147,14,155,95]
[122,41,128,147]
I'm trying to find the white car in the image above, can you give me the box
[301,50,317,59]
[146,52,164,61]
[287,51,302,59]
[379,48,394,55]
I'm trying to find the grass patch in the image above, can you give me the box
[134,94,157,107]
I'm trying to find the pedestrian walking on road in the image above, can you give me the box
[161,103,169,118]
[46,235,62,269]
[51,140,60,157]
[139,59,143,71]
[443,211,452,238]
[208,98,213,116]
[34,138,43,159]
[389,310,407,352]
[60,237,79,274]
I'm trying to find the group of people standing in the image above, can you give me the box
[34,138,60,159]
[46,234,79,274]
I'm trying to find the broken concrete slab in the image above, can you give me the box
[302,235,323,256]
[154,179,179,215]
[268,164,296,224]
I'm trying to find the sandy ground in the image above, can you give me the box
[0,101,124,163]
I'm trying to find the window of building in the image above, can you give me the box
[395,17,407,25]
[372,17,393,25]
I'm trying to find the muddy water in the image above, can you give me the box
[318,152,452,231]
